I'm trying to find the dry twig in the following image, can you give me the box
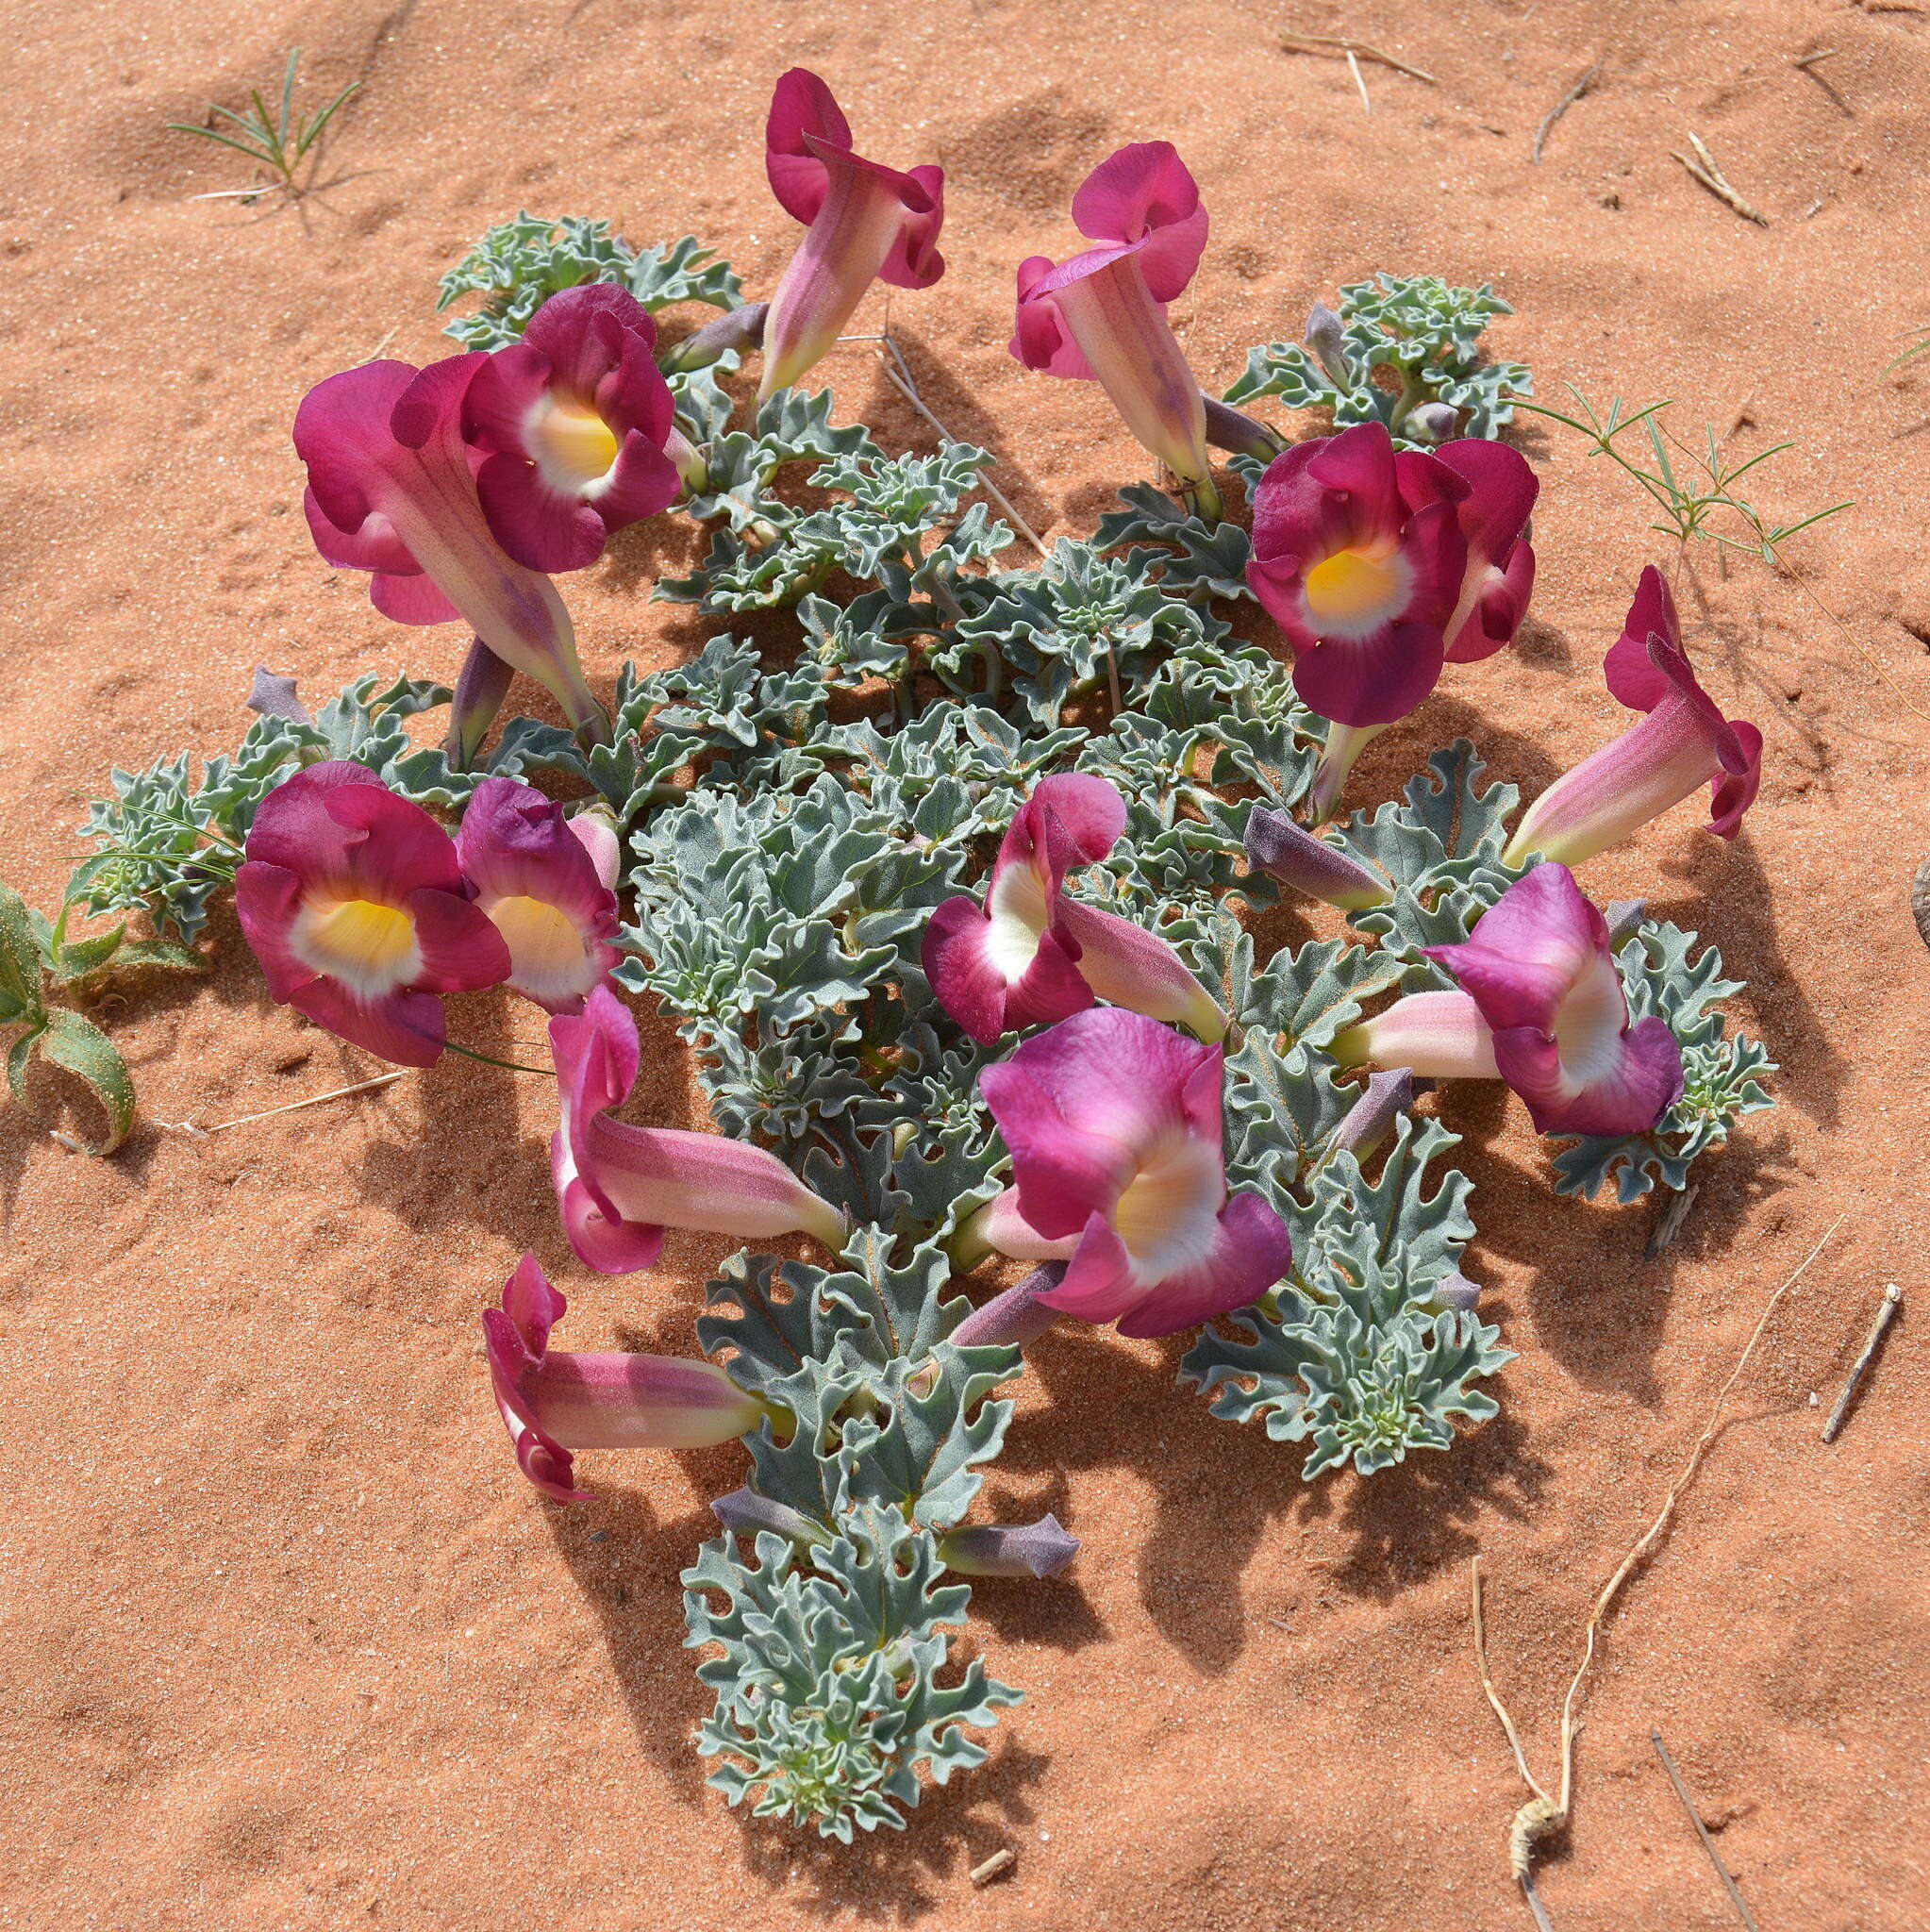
[1472,1215,1844,1920]
[969,1849,1015,1886]
[847,331,1051,558]
[1276,29,1437,85]
[162,1070,406,1136]
[1650,1728,1762,1930]
[1671,133,1769,225]
[1532,60,1602,164]
[1644,1182,1700,1260]
[1822,1283,1902,1441]
[1345,47,1372,113]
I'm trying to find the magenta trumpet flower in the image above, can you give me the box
[1337,863,1683,1137]
[460,284,684,573]
[550,986,846,1273]
[485,1255,768,1502]
[295,357,608,741]
[759,68,945,399]
[1011,142,1220,518]
[957,1008,1292,1338]
[923,774,1226,1044]
[1504,568,1763,868]
[236,761,510,1067]
[1246,425,1539,816]
[456,779,622,1015]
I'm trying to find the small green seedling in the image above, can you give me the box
[167,48,359,199]
[0,882,204,1153]
[1515,382,1852,567]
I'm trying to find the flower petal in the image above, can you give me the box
[1603,565,1681,710]
[765,67,853,225]
[1492,1011,1683,1137]
[1427,861,1602,1035]
[1069,140,1206,300]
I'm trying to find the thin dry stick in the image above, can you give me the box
[1472,1558,1550,1802]
[1532,59,1602,164]
[969,1848,1015,1886]
[1672,134,1769,225]
[1345,47,1372,111]
[1650,1728,1762,1931]
[1474,1215,1845,1915]
[163,1069,406,1136]
[1822,1283,1902,1441]
[1276,29,1437,84]
[850,332,1051,558]
[1785,569,1930,728]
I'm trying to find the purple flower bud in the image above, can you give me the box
[1203,394,1287,461]
[1406,401,1462,444]
[940,1513,1080,1579]
[1434,1272,1482,1314]
[1306,301,1353,386]
[1604,898,1648,949]
[951,1263,1069,1351]
[658,301,769,375]
[1333,1069,1415,1161]
[448,637,515,771]
[247,665,310,724]
[711,1487,826,1546]
[1244,805,1391,910]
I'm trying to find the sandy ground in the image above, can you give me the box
[2,1,1927,1926]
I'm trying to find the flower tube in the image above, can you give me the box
[294,357,608,741]
[456,778,621,1014]
[1246,425,1539,817]
[1337,864,1683,1137]
[485,1255,768,1502]
[1011,142,1220,518]
[549,986,846,1272]
[923,774,1225,1043]
[957,1008,1292,1338]
[460,284,683,572]
[759,68,945,398]
[236,761,509,1066]
[1504,568,1763,868]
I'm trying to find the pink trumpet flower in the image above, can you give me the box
[1246,425,1538,817]
[456,778,622,1015]
[1503,568,1763,868]
[485,1254,768,1502]
[759,68,945,399]
[957,1008,1293,1339]
[1011,142,1221,518]
[236,761,509,1067]
[923,774,1226,1045]
[549,986,847,1273]
[295,357,608,741]
[459,284,685,573]
[1336,863,1683,1138]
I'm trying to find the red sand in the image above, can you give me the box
[1,3,1926,1927]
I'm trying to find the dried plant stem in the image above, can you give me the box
[1472,1214,1844,1915]
[1532,59,1602,164]
[1671,134,1769,225]
[1650,1728,1762,1930]
[1822,1283,1902,1441]
[1276,29,1437,84]
[1345,47,1373,112]
[969,1849,1015,1886]
[845,331,1051,558]
[164,1069,405,1136]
